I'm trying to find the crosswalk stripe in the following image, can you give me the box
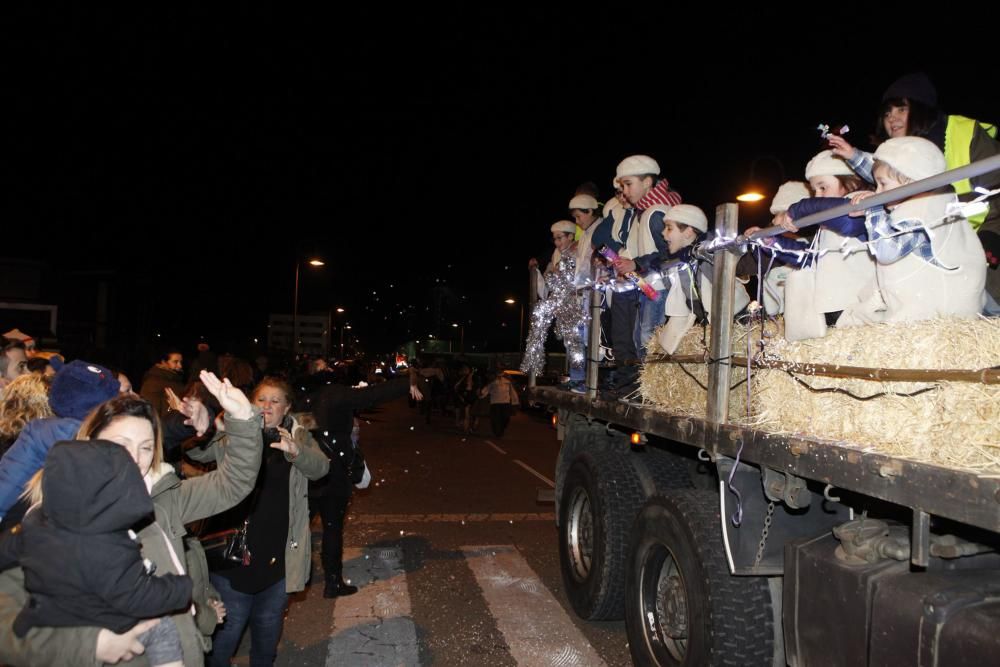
[327,547,420,667]
[462,545,607,667]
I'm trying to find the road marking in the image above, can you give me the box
[512,459,555,488]
[327,547,419,667]
[351,512,554,524]
[484,440,507,455]
[462,545,607,667]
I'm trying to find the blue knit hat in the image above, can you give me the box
[49,359,121,420]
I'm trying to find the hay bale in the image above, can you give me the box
[639,319,782,420]
[752,317,1000,473]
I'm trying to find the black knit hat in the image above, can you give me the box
[882,72,938,108]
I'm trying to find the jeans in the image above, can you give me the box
[208,575,288,667]
[636,288,667,359]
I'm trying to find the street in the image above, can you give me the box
[253,396,632,666]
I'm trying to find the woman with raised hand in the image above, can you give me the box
[0,370,263,666]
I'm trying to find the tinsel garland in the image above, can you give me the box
[521,252,587,375]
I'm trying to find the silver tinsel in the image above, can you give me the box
[521,252,588,375]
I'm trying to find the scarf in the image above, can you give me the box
[635,179,682,211]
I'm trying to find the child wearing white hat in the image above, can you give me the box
[657,205,751,354]
[839,137,986,324]
[774,150,876,328]
[521,221,586,388]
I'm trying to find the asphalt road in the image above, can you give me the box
[232,396,633,666]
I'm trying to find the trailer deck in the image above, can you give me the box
[530,385,1000,535]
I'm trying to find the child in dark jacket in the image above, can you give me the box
[0,440,192,667]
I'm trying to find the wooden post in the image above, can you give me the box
[706,203,740,429]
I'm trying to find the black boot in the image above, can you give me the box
[323,574,358,598]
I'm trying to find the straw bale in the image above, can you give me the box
[752,317,1000,473]
[639,319,782,420]
[639,316,1000,473]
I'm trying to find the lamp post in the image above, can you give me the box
[451,323,465,353]
[334,307,346,359]
[293,258,325,356]
[504,298,524,354]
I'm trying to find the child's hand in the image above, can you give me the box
[848,191,875,217]
[614,257,637,274]
[774,212,799,233]
[827,134,856,160]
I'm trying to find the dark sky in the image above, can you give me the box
[3,7,996,357]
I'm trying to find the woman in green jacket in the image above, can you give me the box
[199,376,329,667]
[0,370,264,666]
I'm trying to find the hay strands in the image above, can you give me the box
[647,354,1000,385]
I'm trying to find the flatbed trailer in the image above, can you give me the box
[528,155,1000,666]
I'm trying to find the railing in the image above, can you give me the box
[573,152,1000,426]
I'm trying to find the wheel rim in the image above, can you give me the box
[566,486,594,582]
[640,544,688,662]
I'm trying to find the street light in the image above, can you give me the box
[504,298,524,354]
[294,258,325,356]
[334,308,347,359]
[452,322,464,353]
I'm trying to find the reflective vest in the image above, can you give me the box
[944,114,998,228]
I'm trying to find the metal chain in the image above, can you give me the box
[752,501,776,570]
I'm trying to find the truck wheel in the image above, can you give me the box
[554,419,610,524]
[559,450,644,620]
[632,449,693,494]
[625,490,773,666]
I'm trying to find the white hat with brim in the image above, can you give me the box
[614,155,660,187]
[770,181,811,214]
[804,150,854,179]
[551,220,577,234]
[664,204,708,233]
[568,194,600,211]
[873,136,946,182]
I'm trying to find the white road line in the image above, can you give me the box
[327,547,420,667]
[512,459,555,488]
[462,545,607,667]
[484,440,507,455]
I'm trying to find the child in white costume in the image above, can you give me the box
[840,137,986,324]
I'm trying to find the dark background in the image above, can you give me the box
[2,6,996,370]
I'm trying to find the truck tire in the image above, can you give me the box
[632,449,693,494]
[554,418,611,525]
[559,449,644,620]
[625,490,773,666]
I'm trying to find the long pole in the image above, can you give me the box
[293,260,300,356]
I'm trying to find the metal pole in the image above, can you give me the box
[293,260,300,357]
[586,286,601,400]
[735,153,1000,248]
[706,203,740,429]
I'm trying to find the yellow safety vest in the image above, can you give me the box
[944,114,999,229]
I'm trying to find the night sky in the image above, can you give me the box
[4,7,996,363]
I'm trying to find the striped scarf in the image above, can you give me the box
[635,179,682,211]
